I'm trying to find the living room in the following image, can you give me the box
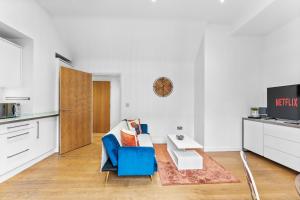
[0,0,300,199]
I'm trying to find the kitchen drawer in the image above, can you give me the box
[264,135,300,157]
[264,146,300,172]
[4,128,36,156]
[0,127,36,175]
[264,124,300,143]
[0,121,36,135]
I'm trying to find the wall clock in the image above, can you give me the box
[153,77,173,97]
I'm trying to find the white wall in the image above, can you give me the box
[75,59,195,143]
[194,40,205,145]
[262,17,300,105]
[0,0,70,113]
[93,75,121,128]
[203,25,263,151]
[68,18,204,143]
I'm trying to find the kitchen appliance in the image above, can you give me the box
[0,103,21,119]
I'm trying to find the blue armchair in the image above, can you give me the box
[118,147,157,176]
[101,124,156,183]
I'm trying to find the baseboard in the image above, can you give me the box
[204,146,241,152]
[0,149,56,183]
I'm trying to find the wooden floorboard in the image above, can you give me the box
[0,133,299,200]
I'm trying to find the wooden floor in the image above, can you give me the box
[0,133,299,200]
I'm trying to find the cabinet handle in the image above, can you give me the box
[7,132,29,140]
[37,121,40,139]
[7,149,29,159]
[7,124,30,129]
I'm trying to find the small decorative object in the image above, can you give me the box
[250,107,260,118]
[153,77,173,97]
[176,135,184,140]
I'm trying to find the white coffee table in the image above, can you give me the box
[167,134,203,170]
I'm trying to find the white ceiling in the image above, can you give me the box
[35,0,285,63]
[233,0,300,35]
[36,0,269,25]
[53,18,205,62]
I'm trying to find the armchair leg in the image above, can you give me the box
[105,172,110,184]
[149,175,153,182]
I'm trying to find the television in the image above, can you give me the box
[267,84,300,120]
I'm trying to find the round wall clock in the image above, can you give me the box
[153,77,173,97]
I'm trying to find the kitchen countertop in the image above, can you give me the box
[0,111,59,125]
[243,117,300,129]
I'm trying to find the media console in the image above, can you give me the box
[243,118,300,172]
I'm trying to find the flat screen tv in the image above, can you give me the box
[267,84,300,120]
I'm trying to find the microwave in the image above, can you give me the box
[0,103,21,119]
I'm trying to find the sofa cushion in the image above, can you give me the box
[102,134,120,167]
[126,119,142,134]
[138,134,153,147]
[121,129,138,147]
[140,124,149,134]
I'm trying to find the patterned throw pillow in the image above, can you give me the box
[120,129,138,147]
[126,119,142,134]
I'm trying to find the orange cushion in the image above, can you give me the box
[120,129,138,147]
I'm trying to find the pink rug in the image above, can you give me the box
[155,144,240,186]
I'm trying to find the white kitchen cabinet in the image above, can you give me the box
[32,117,57,157]
[0,116,57,182]
[243,120,264,156]
[0,121,37,175]
[0,37,22,87]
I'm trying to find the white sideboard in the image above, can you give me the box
[243,118,300,172]
[0,114,57,183]
[0,37,22,87]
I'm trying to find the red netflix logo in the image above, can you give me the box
[275,98,298,108]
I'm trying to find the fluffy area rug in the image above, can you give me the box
[154,144,240,186]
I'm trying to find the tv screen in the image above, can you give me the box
[267,84,300,120]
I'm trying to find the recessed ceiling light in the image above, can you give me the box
[220,0,225,4]
[151,0,157,3]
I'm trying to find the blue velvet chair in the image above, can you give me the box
[101,124,157,183]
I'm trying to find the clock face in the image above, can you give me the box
[153,77,173,97]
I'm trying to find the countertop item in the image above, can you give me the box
[0,111,59,125]
[243,117,300,129]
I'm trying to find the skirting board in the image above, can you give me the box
[0,149,56,183]
[204,147,242,152]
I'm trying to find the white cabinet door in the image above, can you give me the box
[33,117,57,157]
[243,120,264,156]
[0,37,22,87]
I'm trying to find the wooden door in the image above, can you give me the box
[60,67,92,154]
[93,81,110,133]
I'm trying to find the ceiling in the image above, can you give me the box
[36,0,269,25]
[35,0,285,63]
